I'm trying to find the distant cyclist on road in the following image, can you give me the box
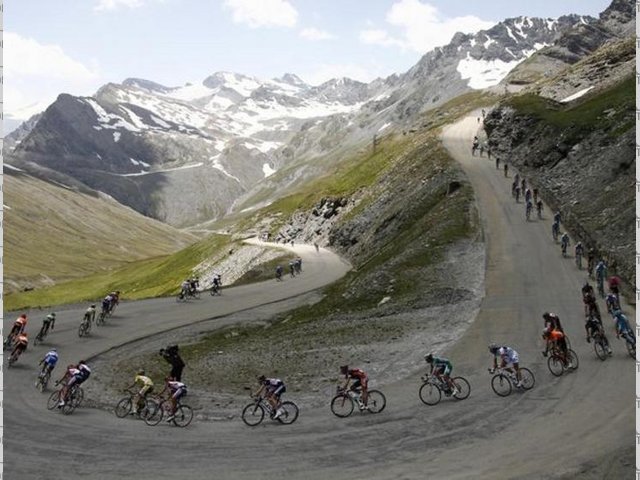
[489,344,523,388]
[425,353,458,395]
[275,265,283,281]
[157,376,188,422]
[255,375,286,419]
[605,293,620,315]
[560,233,570,256]
[595,260,607,296]
[584,314,612,355]
[574,242,584,268]
[39,348,59,379]
[84,305,97,326]
[8,314,28,343]
[38,313,56,339]
[58,361,91,407]
[612,310,635,346]
[340,365,369,410]
[10,332,29,363]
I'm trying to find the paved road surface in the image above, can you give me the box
[5,114,633,479]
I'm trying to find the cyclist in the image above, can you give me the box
[542,328,569,365]
[584,314,612,355]
[58,360,91,407]
[275,265,283,281]
[109,290,121,311]
[533,187,539,203]
[595,261,607,295]
[84,305,97,326]
[514,173,520,185]
[536,199,543,219]
[8,314,28,343]
[553,211,561,224]
[524,188,532,203]
[525,199,533,219]
[255,375,286,419]
[189,277,199,295]
[340,365,369,410]
[211,274,222,293]
[612,310,635,346]
[511,181,518,197]
[39,348,59,378]
[574,242,584,268]
[128,370,154,415]
[488,343,522,388]
[424,353,458,395]
[503,163,508,177]
[543,312,564,333]
[560,233,570,256]
[520,178,526,192]
[551,220,560,241]
[495,157,500,169]
[583,291,601,320]
[38,313,56,339]
[608,275,621,297]
[587,247,596,276]
[582,280,595,300]
[289,261,296,277]
[161,377,188,422]
[180,279,190,297]
[101,294,113,316]
[514,185,521,202]
[10,332,29,362]
[605,293,620,314]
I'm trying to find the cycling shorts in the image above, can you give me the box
[171,387,187,401]
[139,385,153,396]
[435,364,452,376]
[350,378,368,392]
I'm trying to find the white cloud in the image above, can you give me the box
[223,0,298,28]
[359,29,403,47]
[301,63,383,86]
[4,32,101,126]
[300,28,336,41]
[361,0,494,53]
[94,0,145,11]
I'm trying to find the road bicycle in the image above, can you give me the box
[546,345,579,377]
[176,287,200,302]
[115,388,158,420]
[588,321,611,361]
[144,398,193,427]
[241,394,299,426]
[489,367,535,397]
[618,329,636,359]
[47,383,84,415]
[552,223,559,242]
[97,306,109,326]
[78,316,92,337]
[418,373,471,406]
[33,324,51,346]
[575,252,583,269]
[7,347,25,368]
[35,367,53,392]
[330,386,386,418]
[210,284,222,296]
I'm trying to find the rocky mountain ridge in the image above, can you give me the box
[6,7,607,227]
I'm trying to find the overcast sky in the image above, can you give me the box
[6,0,612,126]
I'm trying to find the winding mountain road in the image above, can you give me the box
[5,113,633,479]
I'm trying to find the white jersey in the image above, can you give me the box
[497,347,519,364]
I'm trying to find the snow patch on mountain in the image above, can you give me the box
[263,163,276,177]
[560,86,594,103]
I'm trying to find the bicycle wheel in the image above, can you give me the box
[547,355,564,377]
[47,390,62,410]
[276,401,299,425]
[418,382,441,406]
[36,372,51,393]
[144,401,166,426]
[176,293,186,303]
[491,374,512,397]
[452,377,471,400]
[593,338,607,361]
[173,405,194,427]
[62,401,77,415]
[78,322,87,337]
[366,390,386,414]
[567,350,579,371]
[115,397,133,418]
[242,402,265,426]
[330,394,354,418]
[71,387,84,407]
[137,397,157,420]
[519,368,535,390]
[98,311,106,326]
[33,334,41,346]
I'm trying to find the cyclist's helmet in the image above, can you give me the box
[612,310,623,318]
[488,343,499,354]
[90,304,96,308]
[20,313,27,318]
[258,375,266,383]
[50,312,56,317]
[51,348,57,352]
[137,369,145,376]
[340,365,348,375]
[542,312,550,319]
[424,354,434,363]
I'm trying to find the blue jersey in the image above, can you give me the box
[43,351,59,366]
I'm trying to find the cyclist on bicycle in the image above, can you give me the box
[340,365,369,410]
[536,199,543,218]
[542,329,569,365]
[575,242,584,266]
[11,332,29,362]
[552,220,560,240]
[542,312,564,332]
[161,377,188,422]
[553,211,561,224]
[58,361,91,407]
[533,187,539,202]
[525,199,533,219]
[584,314,612,354]
[524,188,532,203]
[7,314,28,344]
[212,274,222,292]
[275,265,283,281]
[189,277,199,295]
[605,293,620,314]
[587,247,596,276]
[39,348,59,378]
[128,369,154,415]
[608,275,621,297]
[583,291,601,320]
[560,233,570,255]
[255,375,287,418]
[613,310,634,345]
[102,294,113,315]
[503,163,508,177]
[424,354,458,395]
[39,313,56,338]
[595,261,607,288]
[488,344,522,388]
[84,305,97,326]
